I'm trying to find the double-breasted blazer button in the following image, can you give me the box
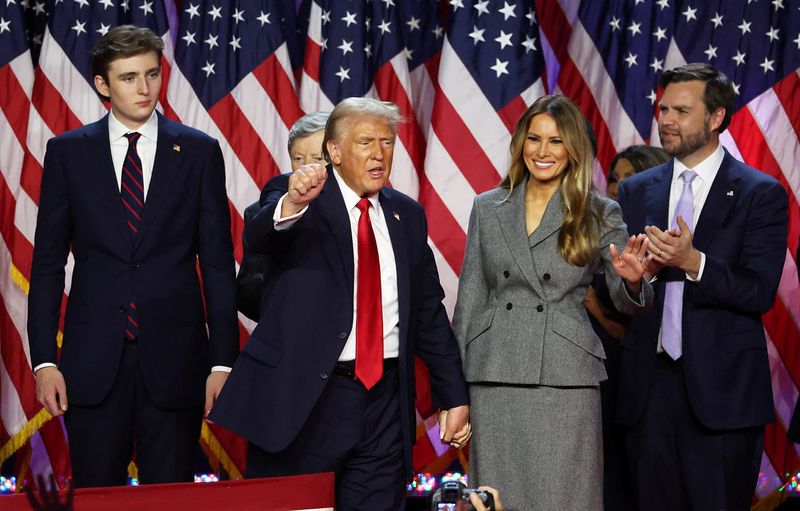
[543,273,551,281]
[536,305,544,312]
[320,372,329,379]
[506,303,513,310]
[503,270,510,278]
[338,332,348,339]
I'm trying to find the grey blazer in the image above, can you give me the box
[453,181,653,387]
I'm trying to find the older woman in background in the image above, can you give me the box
[236,111,330,321]
[453,95,653,510]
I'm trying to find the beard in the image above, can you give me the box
[659,116,713,160]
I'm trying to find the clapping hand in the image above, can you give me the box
[610,234,650,294]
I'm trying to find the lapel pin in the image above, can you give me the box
[393,212,400,221]
[173,144,181,152]
[726,190,734,197]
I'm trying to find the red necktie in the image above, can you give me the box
[355,198,383,389]
[121,132,144,340]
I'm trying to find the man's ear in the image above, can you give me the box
[709,107,725,132]
[326,139,341,165]
[93,75,110,100]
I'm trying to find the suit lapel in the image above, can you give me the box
[692,150,740,252]
[134,115,181,250]
[495,182,545,298]
[381,190,410,342]
[84,116,130,250]
[528,190,564,248]
[315,168,355,289]
[645,163,673,229]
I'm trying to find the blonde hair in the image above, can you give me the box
[500,95,601,266]
[322,97,403,163]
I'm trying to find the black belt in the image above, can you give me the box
[332,358,398,379]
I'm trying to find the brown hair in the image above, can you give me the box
[500,95,600,266]
[609,145,671,178]
[91,25,163,85]
[658,63,735,132]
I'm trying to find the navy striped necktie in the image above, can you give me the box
[121,132,143,340]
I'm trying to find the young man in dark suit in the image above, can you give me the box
[28,25,238,488]
[616,63,788,510]
[211,97,471,509]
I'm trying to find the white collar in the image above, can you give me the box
[332,168,380,212]
[672,143,724,184]
[108,109,158,142]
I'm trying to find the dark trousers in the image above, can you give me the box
[247,360,406,511]
[624,355,763,511]
[64,340,202,488]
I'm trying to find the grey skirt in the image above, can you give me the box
[468,383,603,511]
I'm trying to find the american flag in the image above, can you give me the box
[1,0,799,502]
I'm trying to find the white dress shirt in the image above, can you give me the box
[656,143,724,353]
[109,110,158,198]
[273,170,401,361]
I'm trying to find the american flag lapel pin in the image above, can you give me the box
[173,144,181,152]
[393,211,400,221]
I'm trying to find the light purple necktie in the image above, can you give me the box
[662,170,697,360]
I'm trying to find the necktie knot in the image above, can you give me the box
[681,169,697,185]
[124,132,141,148]
[356,197,371,214]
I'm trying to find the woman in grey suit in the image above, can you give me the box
[453,95,653,510]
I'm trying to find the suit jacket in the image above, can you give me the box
[28,113,239,409]
[235,201,270,322]
[452,180,653,386]
[210,168,469,476]
[615,149,788,429]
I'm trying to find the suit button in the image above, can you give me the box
[119,305,127,313]
[339,332,348,339]
[503,270,510,278]
[543,273,551,281]
[536,305,544,312]
[131,263,140,269]
[320,372,328,380]
[506,303,513,310]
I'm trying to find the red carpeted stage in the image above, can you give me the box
[3,473,334,510]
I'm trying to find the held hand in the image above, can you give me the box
[645,215,702,278]
[438,405,471,447]
[35,367,68,417]
[469,486,503,511]
[283,164,327,217]
[610,234,649,293]
[204,371,229,421]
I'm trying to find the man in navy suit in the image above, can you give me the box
[210,97,470,509]
[616,63,788,510]
[28,26,238,488]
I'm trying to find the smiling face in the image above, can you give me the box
[523,113,569,187]
[289,130,326,171]
[94,51,161,130]
[326,115,395,197]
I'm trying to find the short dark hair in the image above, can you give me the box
[609,145,671,175]
[658,63,735,132]
[91,25,163,85]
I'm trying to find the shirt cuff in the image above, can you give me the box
[33,362,57,374]
[686,252,705,282]
[273,194,308,231]
[211,366,231,373]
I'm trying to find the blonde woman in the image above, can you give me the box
[453,95,653,510]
